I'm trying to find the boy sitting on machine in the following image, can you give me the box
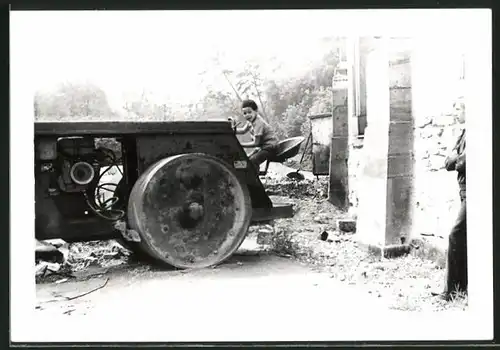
[230,99,279,171]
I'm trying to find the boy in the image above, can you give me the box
[233,99,279,171]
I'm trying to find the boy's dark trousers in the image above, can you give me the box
[249,145,277,171]
[444,189,467,295]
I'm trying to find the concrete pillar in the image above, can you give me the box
[386,38,415,246]
[347,37,360,138]
[328,85,349,210]
[345,37,361,209]
[346,37,377,209]
[356,37,415,256]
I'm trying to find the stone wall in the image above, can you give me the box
[347,36,466,241]
[411,35,465,239]
[412,106,464,239]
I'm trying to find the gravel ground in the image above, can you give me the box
[262,182,467,311]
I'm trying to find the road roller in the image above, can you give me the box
[34,120,301,269]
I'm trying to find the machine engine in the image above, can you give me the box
[56,137,100,192]
[35,136,124,222]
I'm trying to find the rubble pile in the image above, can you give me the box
[262,177,329,199]
[35,239,131,283]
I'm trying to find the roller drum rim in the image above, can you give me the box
[127,153,252,269]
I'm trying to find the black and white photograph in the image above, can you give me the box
[10,8,492,343]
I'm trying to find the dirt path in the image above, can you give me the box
[34,238,392,342]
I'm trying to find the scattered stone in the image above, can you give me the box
[35,239,57,252]
[319,231,329,241]
[347,207,358,220]
[46,262,61,273]
[103,251,121,259]
[258,224,274,234]
[256,224,274,245]
[58,245,70,263]
[35,262,49,278]
[337,219,356,233]
[35,240,64,263]
[433,114,456,127]
[416,116,433,128]
[36,261,61,280]
[312,213,331,224]
[44,239,67,248]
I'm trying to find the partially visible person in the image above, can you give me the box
[433,101,467,301]
[233,99,279,171]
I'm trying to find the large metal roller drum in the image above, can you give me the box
[127,153,252,269]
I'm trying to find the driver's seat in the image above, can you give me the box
[258,136,305,176]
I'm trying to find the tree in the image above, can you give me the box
[122,89,174,121]
[200,50,281,122]
[34,82,115,120]
[191,37,343,140]
[234,62,269,120]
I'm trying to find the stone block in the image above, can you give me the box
[387,153,415,178]
[256,224,274,245]
[389,88,412,120]
[328,177,349,209]
[329,134,349,209]
[332,107,349,136]
[332,88,348,107]
[337,219,357,233]
[385,176,414,245]
[388,121,414,154]
[389,53,412,88]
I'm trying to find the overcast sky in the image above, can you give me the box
[11,9,474,110]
